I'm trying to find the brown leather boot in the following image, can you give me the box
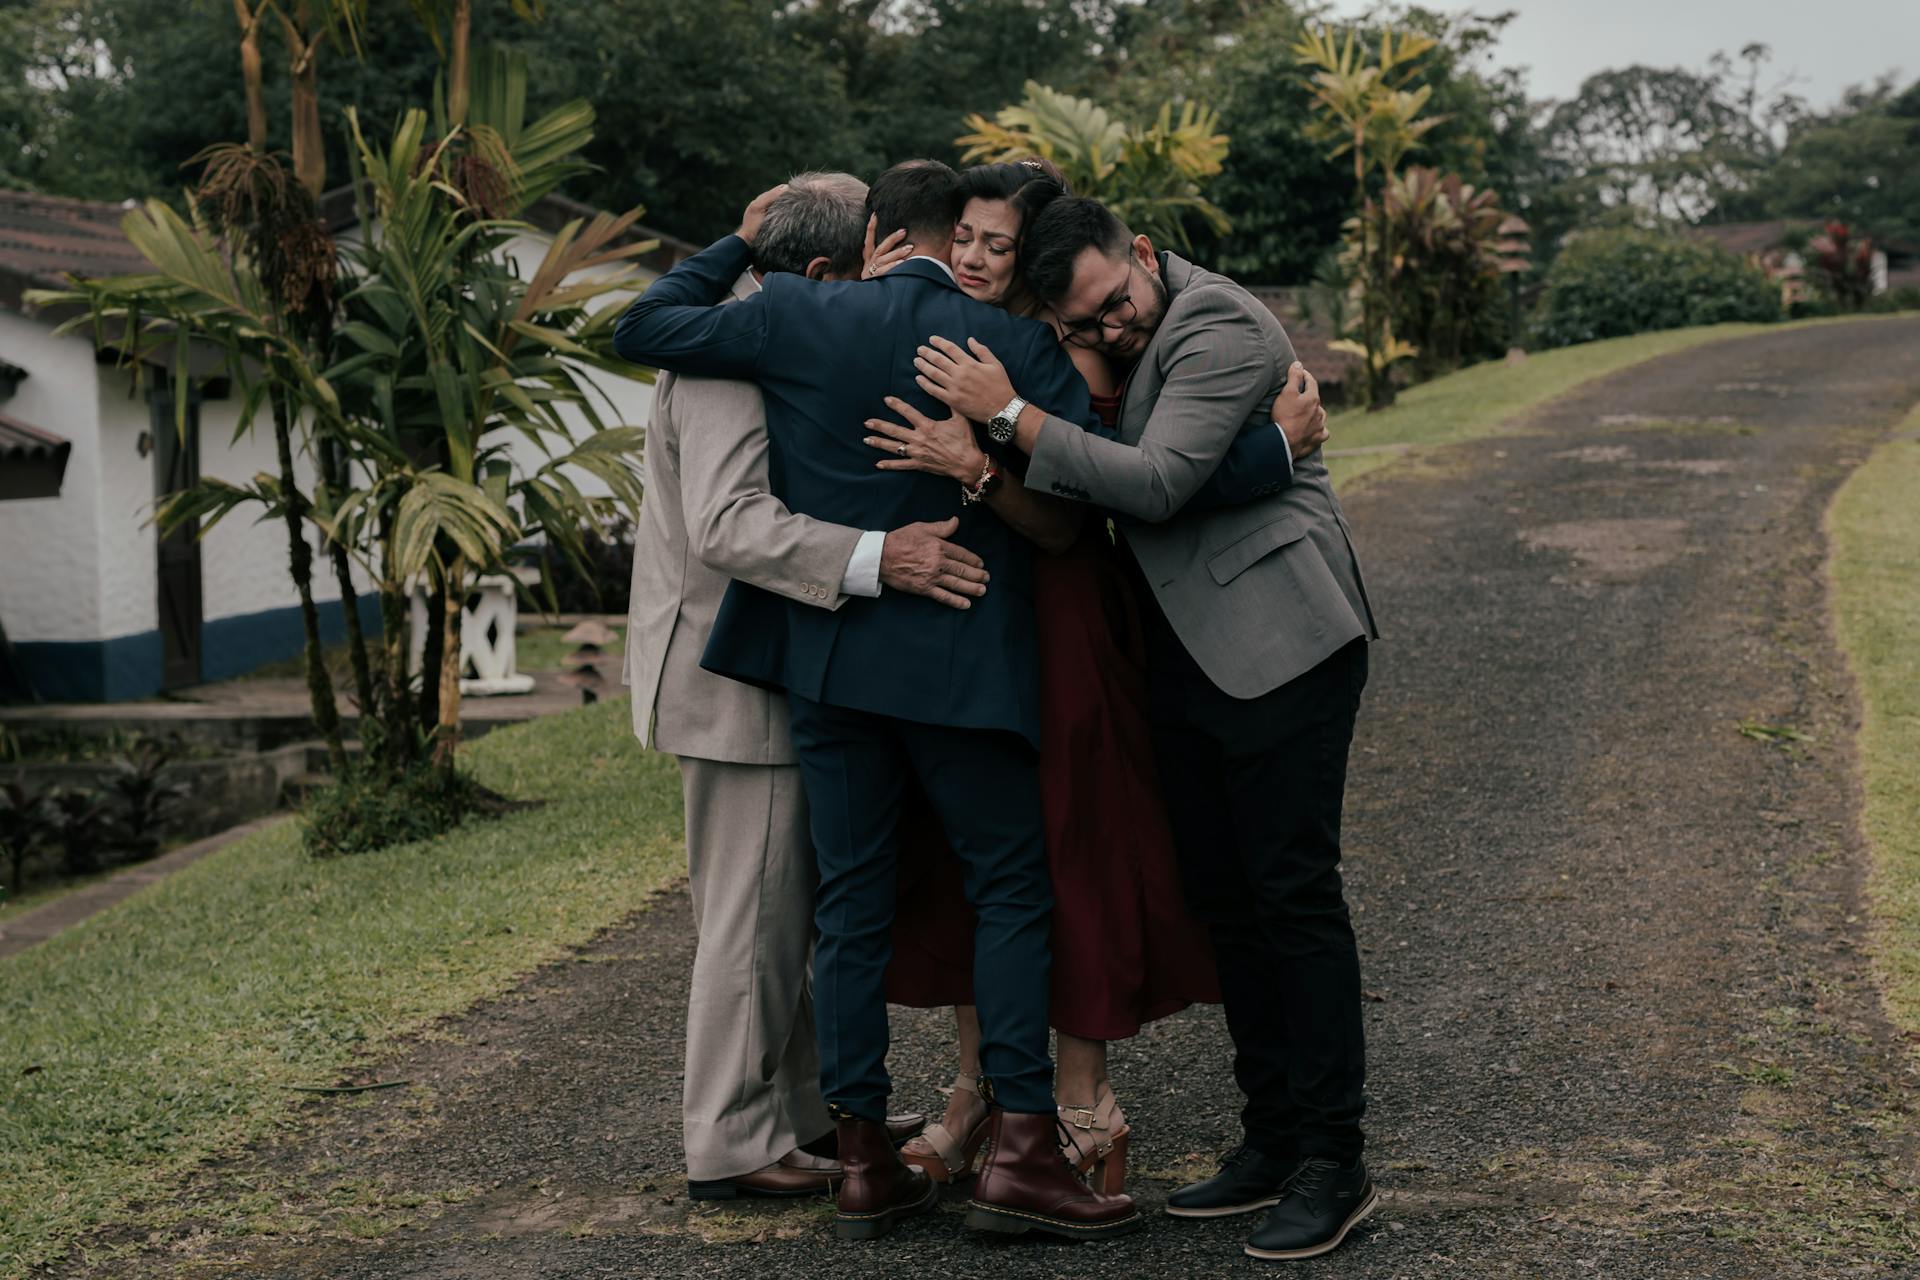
[834,1114,938,1241]
[966,1108,1143,1240]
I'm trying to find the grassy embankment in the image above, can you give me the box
[1827,400,1920,1037]
[0,698,683,1274]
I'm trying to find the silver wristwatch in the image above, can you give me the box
[986,394,1027,444]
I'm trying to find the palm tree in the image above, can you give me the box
[1293,25,1443,407]
[32,53,652,797]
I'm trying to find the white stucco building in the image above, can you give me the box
[0,188,692,702]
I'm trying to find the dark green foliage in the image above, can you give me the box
[1532,229,1780,349]
[0,738,193,893]
[1867,285,1920,314]
[300,753,486,859]
[1151,5,1347,285]
[528,518,634,616]
[100,739,190,861]
[1,781,56,895]
[41,786,117,877]
[517,1,873,241]
[1720,78,1920,246]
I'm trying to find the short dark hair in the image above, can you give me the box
[866,160,965,245]
[1022,195,1132,304]
[754,171,869,279]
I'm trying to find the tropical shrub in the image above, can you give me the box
[956,81,1230,251]
[1809,220,1875,310]
[1532,229,1779,348]
[100,738,190,861]
[529,517,635,615]
[1341,166,1510,377]
[299,752,486,859]
[1,782,56,895]
[1293,23,1444,407]
[34,50,654,843]
[1866,284,1920,314]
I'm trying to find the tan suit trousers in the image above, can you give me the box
[677,755,830,1180]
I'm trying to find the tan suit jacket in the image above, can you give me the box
[1025,252,1378,699]
[624,277,863,763]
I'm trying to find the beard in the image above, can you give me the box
[1104,267,1169,362]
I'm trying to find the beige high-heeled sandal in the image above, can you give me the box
[899,1073,991,1182]
[1058,1082,1131,1196]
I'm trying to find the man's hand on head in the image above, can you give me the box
[734,184,789,245]
[1274,361,1330,461]
[880,517,990,611]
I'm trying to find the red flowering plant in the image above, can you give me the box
[1809,220,1875,310]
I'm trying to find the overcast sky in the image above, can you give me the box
[1317,0,1918,110]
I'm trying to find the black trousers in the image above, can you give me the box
[1137,591,1369,1164]
[785,695,1056,1120]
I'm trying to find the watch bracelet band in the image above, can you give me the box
[989,394,1027,442]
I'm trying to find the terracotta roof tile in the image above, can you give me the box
[0,409,69,463]
[0,189,154,304]
[2,185,699,312]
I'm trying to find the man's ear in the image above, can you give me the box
[804,256,833,281]
[1133,234,1158,275]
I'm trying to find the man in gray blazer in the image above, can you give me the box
[623,173,982,1201]
[909,194,1379,1263]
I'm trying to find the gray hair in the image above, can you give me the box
[753,171,870,280]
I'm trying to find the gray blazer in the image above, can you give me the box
[624,293,862,763]
[1025,252,1378,699]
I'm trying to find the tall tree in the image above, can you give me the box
[1721,76,1920,244]
[514,0,872,240]
[1537,45,1803,229]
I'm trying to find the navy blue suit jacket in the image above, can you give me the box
[612,235,1299,747]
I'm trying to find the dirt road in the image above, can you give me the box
[60,317,1920,1279]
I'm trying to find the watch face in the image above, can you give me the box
[988,416,1016,443]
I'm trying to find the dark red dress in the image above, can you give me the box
[885,392,1220,1040]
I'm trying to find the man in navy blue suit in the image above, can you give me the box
[614,163,1144,1242]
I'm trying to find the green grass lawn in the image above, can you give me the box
[0,698,684,1275]
[1827,403,1920,1038]
[1323,315,1908,488]
[515,622,625,673]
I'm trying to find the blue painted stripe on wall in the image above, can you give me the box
[9,595,384,703]
[10,632,163,703]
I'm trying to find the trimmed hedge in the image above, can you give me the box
[1533,229,1781,349]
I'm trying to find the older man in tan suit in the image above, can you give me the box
[624,173,987,1201]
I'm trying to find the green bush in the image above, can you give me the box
[1532,229,1781,349]
[299,754,485,858]
[1867,284,1920,314]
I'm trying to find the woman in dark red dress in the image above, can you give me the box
[861,161,1226,1194]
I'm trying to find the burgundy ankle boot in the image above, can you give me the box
[833,1114,938,1241]
[966,1108,1143,1240]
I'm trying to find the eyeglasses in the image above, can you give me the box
[1058,261,1140,348]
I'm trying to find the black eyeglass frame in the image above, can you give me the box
[1057,260,1141,348]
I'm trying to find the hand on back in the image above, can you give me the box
[1274,361,1330,461]
[880,517,990,611]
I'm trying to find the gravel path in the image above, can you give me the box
[56,317,1920,1279]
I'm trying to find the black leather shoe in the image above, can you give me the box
[1164,1144,1299,1219]
[1244,1157,1378,1260]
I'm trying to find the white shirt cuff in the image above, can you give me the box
[1276,421,1296,477]
[841,529,885,598]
